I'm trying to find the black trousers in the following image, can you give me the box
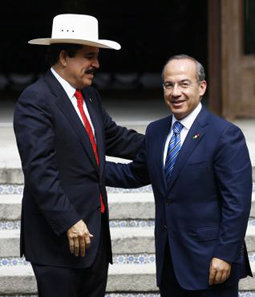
[159,242,239,297]
[32,216,109,297]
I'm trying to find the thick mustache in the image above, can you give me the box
[85,68,97,74]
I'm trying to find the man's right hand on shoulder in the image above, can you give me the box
[67,220,93,257]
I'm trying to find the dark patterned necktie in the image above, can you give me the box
[164,121,183,182]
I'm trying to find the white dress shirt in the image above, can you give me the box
[50,67,95,135]
[163,103,202,165]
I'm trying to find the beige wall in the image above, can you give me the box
[208,0,255,119]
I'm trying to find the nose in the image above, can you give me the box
[171,83,181,96]
[92,58,100,69]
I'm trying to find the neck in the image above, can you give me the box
[52,64,67,81]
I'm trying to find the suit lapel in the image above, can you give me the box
[166,107,209,191]
[81,90,104,176]
[153,116,172,195]
[43,71,99,172]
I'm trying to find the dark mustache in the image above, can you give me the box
[85,68,97,74]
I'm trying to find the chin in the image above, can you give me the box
[80,80,92,88]
[170,108,184,118]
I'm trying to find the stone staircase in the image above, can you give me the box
[0,167,254,297]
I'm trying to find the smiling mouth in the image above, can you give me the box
[171,100,185,105]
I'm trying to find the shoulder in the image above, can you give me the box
[199,108,247,152]
[146,116,171,134]
[15,75,56,118]
[202,107,241,135]
[19,74,52,102]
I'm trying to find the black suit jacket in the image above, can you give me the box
[14,70,144,268]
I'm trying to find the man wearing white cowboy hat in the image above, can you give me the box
[14,14,144,297]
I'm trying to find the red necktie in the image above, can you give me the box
[74,89,105,213]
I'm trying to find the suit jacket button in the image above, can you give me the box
[166,198,171,205]
[163,225,167,230]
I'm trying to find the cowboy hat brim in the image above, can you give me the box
[28,38,121,50]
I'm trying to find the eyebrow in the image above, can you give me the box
[165,79,192,83]
[179,79,192,83]
[84,52,99,58]
[86,51,98,55]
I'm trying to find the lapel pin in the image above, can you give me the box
[89,98,93,102]
[192,133,200,139]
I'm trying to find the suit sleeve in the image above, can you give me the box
[84,87,144,159]
[102,107,144,159]
[13,90,81,236]
[105,138,151,188]
[213,125,252,263]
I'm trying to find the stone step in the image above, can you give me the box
[0,163,254,185]
[0,191,254,221]
[0,294,253,297]
[0,294,254,297]
[0,262,254,295]
[1,224,255,258]
[0,195,21,220]
[0,192,155,221]
[0,227,154,258]
[252,190,255,217]
[0,168,23,185]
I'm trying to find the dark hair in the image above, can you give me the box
[46,43,84,66]
[162,54,206,82]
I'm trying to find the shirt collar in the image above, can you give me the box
[171,102,202,130]
[50,67,76,99]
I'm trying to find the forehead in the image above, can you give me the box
[76,45,99,55]
[164,59,197,80]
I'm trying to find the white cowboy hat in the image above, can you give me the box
[28,14,121,50]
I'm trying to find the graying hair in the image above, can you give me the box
[162,54,206,82]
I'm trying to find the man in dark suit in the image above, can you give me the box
[13,14,144,297]
[106,55,253,296]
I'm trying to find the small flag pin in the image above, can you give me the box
[193,133,200,139]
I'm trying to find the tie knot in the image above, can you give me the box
[74,89,83,104]
[173,121,183,134]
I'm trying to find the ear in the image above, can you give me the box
[199,80,207,96]
[59,50,68,67]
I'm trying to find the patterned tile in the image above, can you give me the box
[2,252,254,268]
[106,186,152,193]
[0,254,156,267]
[0,220,20,230]
[109,220,155,228]
[0,292,255,297]
[0,257,29,267]
[0,220,156,230]
[113,254,156,264]
[249,252,255,263]
[0,184,23,195]
[105,293,255,297]
[0,184,153,195]
[1,219,255,230]
[0,295,38,297]
[0,182,254,194]
[248,219,255,227]
[239,293,255,297]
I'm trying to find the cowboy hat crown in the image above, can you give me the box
[28,14,121,50]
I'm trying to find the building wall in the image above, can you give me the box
[209,0,255,119]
